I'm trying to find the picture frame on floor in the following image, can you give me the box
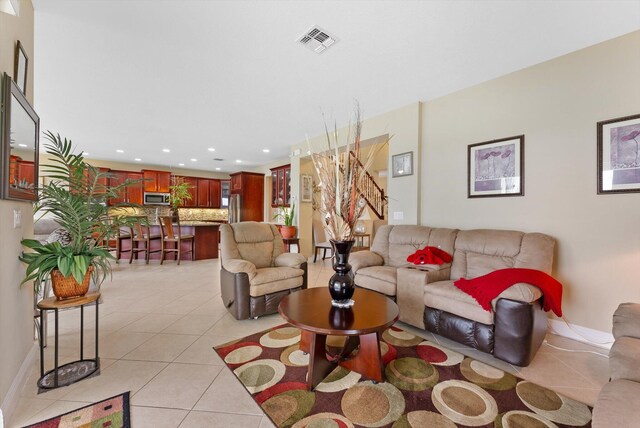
[392,151,413,177]
[301,174,313,202]
[468,135,524,198]
[14,40,28,95]
[597,113,640,194]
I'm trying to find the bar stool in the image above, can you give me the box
[127,216,161,264]
[103,216,131,263]
[159,216,194,265]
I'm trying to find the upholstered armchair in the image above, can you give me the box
[220,222,307,320]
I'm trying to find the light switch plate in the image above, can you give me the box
[393,211,404,220]
[13,209,22,229]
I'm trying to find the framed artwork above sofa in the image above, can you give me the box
[468,135,524,198]
[597,113,640,194]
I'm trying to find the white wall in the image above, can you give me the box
[0,0,36,413]
[421,31,640,332]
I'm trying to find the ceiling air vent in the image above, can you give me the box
[213,158,224,161]
[298,26,337,54]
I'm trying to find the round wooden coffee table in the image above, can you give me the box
[279,287,399,390]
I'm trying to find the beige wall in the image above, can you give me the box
[422,31,640,332]
[0,0,36,411]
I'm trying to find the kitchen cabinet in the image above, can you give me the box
[196,178,221,208]
[143,170,171,193]
[197,179,210,207]
[229,171,264,222]
[270,164,291,207]
[221,180,230,208]
[9,155,35,190]
[210,179,221,208]
[108,170,143,205]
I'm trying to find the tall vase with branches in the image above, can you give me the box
[308,103,389,306]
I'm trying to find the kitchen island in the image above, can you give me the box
[118,221,222,261]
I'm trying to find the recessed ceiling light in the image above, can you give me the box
[190,158,197,162]
[82,152,90,156]
[18,143,27,147]
[134,158,142,162]
[116,149,124,153]
[178,163,185,166]
[235,159,242,163]
[162,149,170,153]
[262,149,270,153]
[215,167,221,171]
[208,148,216,152]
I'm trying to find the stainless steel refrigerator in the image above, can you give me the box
[228,194,241,223]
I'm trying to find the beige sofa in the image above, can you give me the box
[350,225,555,366]
[592,303,640,427]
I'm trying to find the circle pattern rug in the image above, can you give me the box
[215,324,592,428]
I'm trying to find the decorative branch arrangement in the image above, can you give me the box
[309,103,389,241]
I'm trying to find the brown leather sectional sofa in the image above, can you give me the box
[350,225,555,366]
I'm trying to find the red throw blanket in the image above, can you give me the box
[453,268,563,316]
[407,246,452,265]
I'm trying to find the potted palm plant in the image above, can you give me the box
[273,202,296,238]
[169,177,193,220]
[20,131,139,299]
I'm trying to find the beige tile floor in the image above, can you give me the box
[8,258,609,427]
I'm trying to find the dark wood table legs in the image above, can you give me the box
[300,329,385,390]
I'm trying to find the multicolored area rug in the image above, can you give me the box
[24,392,130,428]
[215,325,592,428]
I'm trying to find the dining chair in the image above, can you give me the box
[159,216,195,265]
[312,218,333,262]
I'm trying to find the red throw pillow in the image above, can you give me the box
[406,246,452,265]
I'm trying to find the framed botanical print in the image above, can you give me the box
[301,174,313,202]
[598,113,640,194]
[468,135,524,198]
[14,40,28,95]
[392,151,413,177]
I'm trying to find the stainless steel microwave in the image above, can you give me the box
[144,192,170,205]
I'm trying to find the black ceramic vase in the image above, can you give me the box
[328,240,355,303]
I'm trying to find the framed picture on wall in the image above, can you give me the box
[301,174,313,202]
[598,113,640,194]
[392,151,413,177]
[14,40,28,95]
[468,135,524,198]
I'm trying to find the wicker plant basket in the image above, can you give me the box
[50,266,93,300]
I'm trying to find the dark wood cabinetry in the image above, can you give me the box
[195,178,221,208]
[221,180,230,208]
[230,171,265,222]
[108,170,143,205]
[143,170,171,193]
[270,164,291,207]
[210,179,221,208]
[107,169,225,208]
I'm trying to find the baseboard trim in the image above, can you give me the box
[0,343,38,427]
[548,319,613,350]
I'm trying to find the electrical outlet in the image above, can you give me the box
[13,209,22,229]
[393,211,404,220]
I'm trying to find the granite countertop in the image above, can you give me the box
[148,220,223,227]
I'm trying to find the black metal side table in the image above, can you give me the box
[36,292,101,390]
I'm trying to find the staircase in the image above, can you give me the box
[348,151,386,219]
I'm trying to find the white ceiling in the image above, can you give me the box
[32,0,640,173]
